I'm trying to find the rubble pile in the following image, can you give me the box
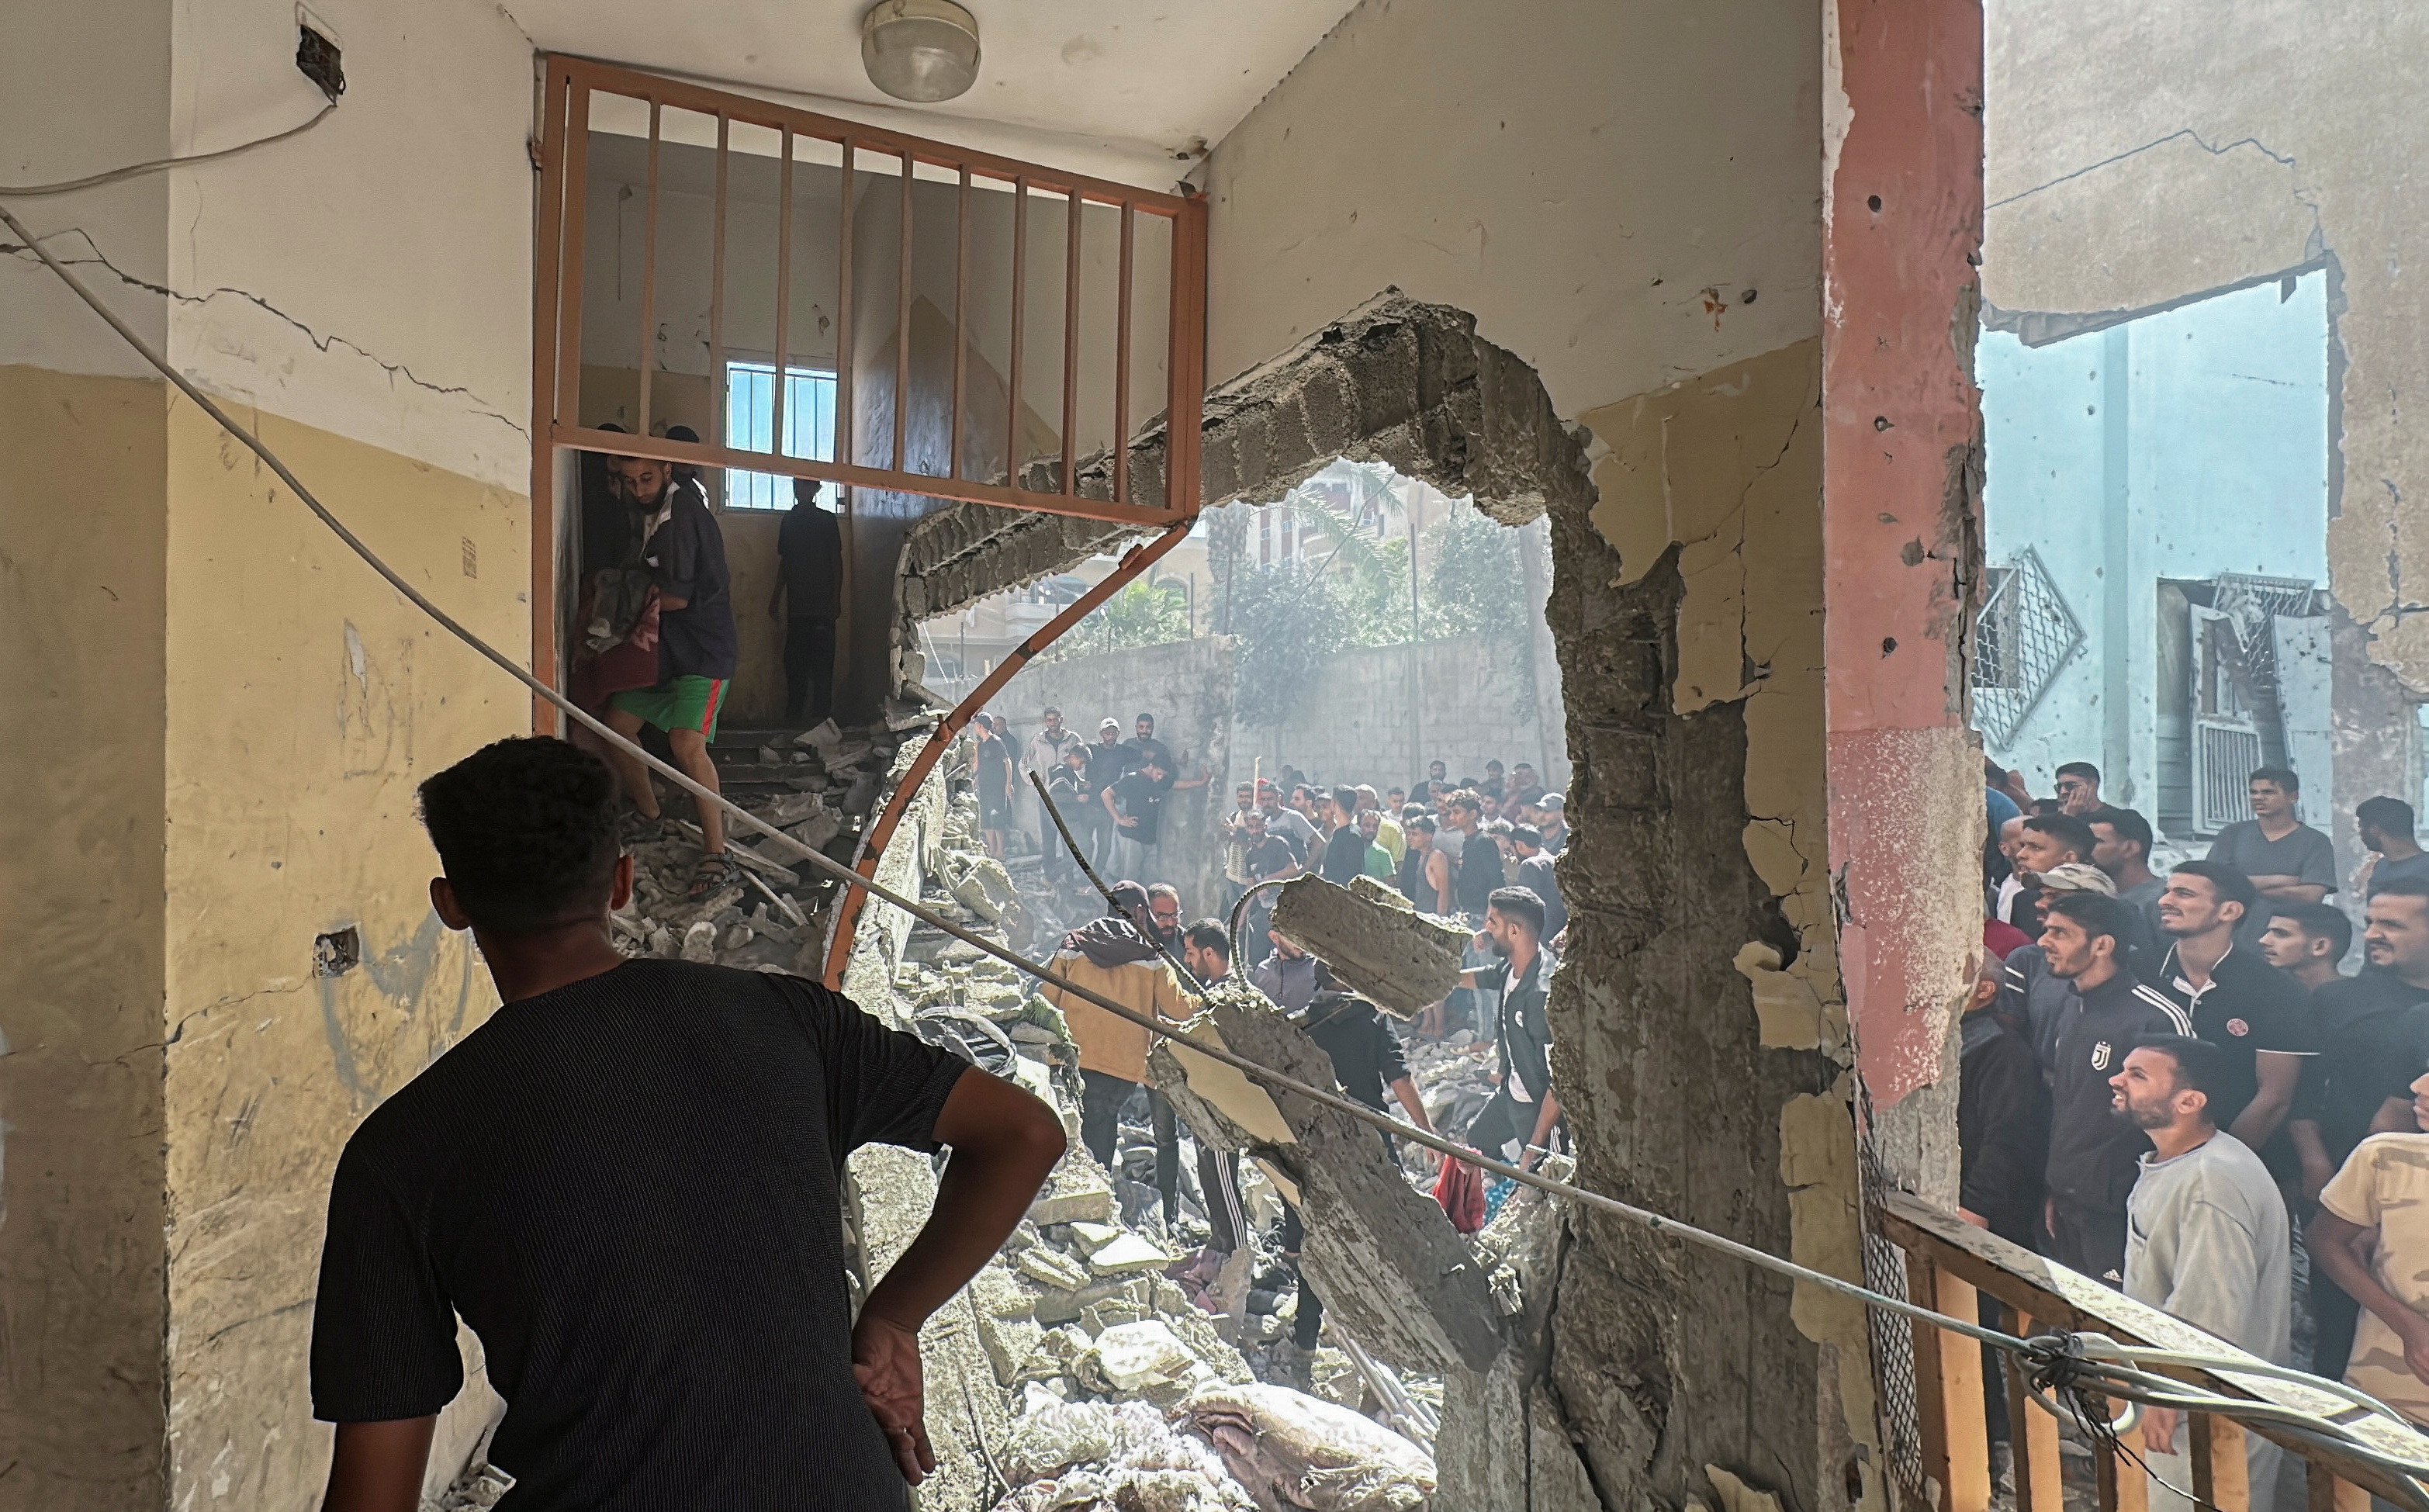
[605,717,912,971]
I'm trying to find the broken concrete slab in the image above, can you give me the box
[1152,989,1503,1375]
[1266,874,1471,1019]
[1027,1150,1118,1226]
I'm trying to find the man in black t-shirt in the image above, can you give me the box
[768,481,841,725]
[1043,743,1096,890]
[1103,754,1170,882]
[1083,719,1134,870]
[1123,712,1175,787]
[2151,860,2312,1153]
[309,739,1064,1511]
[2289,879,2429,1379]
[1319,786,1370,886]
[600,453,741,901]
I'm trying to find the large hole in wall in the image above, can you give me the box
[920,457,1569,946]
[891,294,1839,1511]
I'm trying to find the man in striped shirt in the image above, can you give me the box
[2040,891,2192,1286]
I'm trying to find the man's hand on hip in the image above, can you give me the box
[852,1312,934,1484]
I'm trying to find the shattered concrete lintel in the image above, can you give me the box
[1268,874,1471,1019]
[1151,992,1504,1375]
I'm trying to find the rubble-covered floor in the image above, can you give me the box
[431,734,1535,1512]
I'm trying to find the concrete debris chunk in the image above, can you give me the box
[1028,1151,1118,1226]
[1267,874,1470,1020]
[1086,1232,1177,1277]
[792,718,843,752]
[1016,1246,1092,1292]
[1180,1382,1437,1511]
[1078,1320,1207,1393]
[680,919,718,963]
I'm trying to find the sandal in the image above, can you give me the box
[687,853,736,901]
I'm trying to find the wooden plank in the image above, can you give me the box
[2009,1310,2065,1512]
[2191,1413,2250,1512]
[635,97,661,438]
[527,60,571,732]
[1930,1269,1993,1512]
[2112,1441,2150,1512]
[771,126,794,459]
[1908,1253,1958,1511]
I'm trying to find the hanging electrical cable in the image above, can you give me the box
[7,194,2427,1507]
[0,103,335,198]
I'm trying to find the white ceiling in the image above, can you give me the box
[501,0,1361,185]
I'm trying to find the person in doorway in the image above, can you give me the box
[2310,1065,2429,1431]
[2259,902,2353,995]
[309,738,1064,1511]
[2090,806,2167,947]
[1959,954,2046,1246]
[1319,787,1371,886]
[598,454,740,901]
[1457,887,1562,1170]
[2358,796,2429,900]
[2040,891,2191,1285]
[1040,884,1190,1172]
[769,479,842,727]
[2289,880,2429,1377]
[1103,753,1172,883]
[2151,860,2312,1156]
[2112,1035,2291,1510]
[2054,760,2103,817]
[2207,766,2337,951]
[1178,923,1251,1260]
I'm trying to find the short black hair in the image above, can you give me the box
[1511,824,1544,849]
[2022,812,2097,860]
[1405,813,1437,835]
[2250,765,2301,794]
[2375,877,2429,907]
[2170,858,2258,915]
[2055,760,2101,785]
[1487,885,1546,935]
[2132,1033,2227,1120]
[1331,785,1359,812]
[2088,806,2153,858]
[1136,712,1154,725]
[1486,759,1504,772]
[1182,921,1230,960]
[2359,796,2418,840]
[2045,890,2130,947]
[417,737,621,936]
[2269,901,2352,960]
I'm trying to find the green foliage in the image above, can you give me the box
[1040,577,1192,663]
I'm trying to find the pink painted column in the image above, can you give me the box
[1822,0,1988,1123]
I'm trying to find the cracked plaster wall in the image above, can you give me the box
[4,0,538,1505]
[1983,0,2429,807]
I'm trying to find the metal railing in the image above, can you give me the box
[1877,1192,2427,1512]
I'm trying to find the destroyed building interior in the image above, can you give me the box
[8,1,2429,1510]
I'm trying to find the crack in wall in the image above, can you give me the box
[4,227,528,437]
[1989,126,2305,213]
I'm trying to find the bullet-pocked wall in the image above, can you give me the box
[1194,2,1877,1507]
[2,0,536,1505]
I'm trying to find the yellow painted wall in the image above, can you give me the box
[158,400,529,1508]
[0,365,171,1510]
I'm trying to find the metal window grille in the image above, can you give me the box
[1970,548,2084,747]
[723,362,837,510]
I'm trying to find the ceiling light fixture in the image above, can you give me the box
[860,0,981,103]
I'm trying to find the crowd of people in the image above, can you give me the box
[1963,756,2429,1483]
[954,717,1573,1381]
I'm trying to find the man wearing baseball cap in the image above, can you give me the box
[1998,861,2121,1068]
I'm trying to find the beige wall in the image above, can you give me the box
[1198,1,1874,1504]
[0,366,172,1509]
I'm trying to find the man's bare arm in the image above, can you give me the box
[320,1417,436,1512]
[2310,1208,2429,1384]
[2372,1095,2419,1137]
[1523,1090,1563,1171]
[2228,1052,2302,1151]
[2290,1119,2337,1201]
[852,1070,1065,1484]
